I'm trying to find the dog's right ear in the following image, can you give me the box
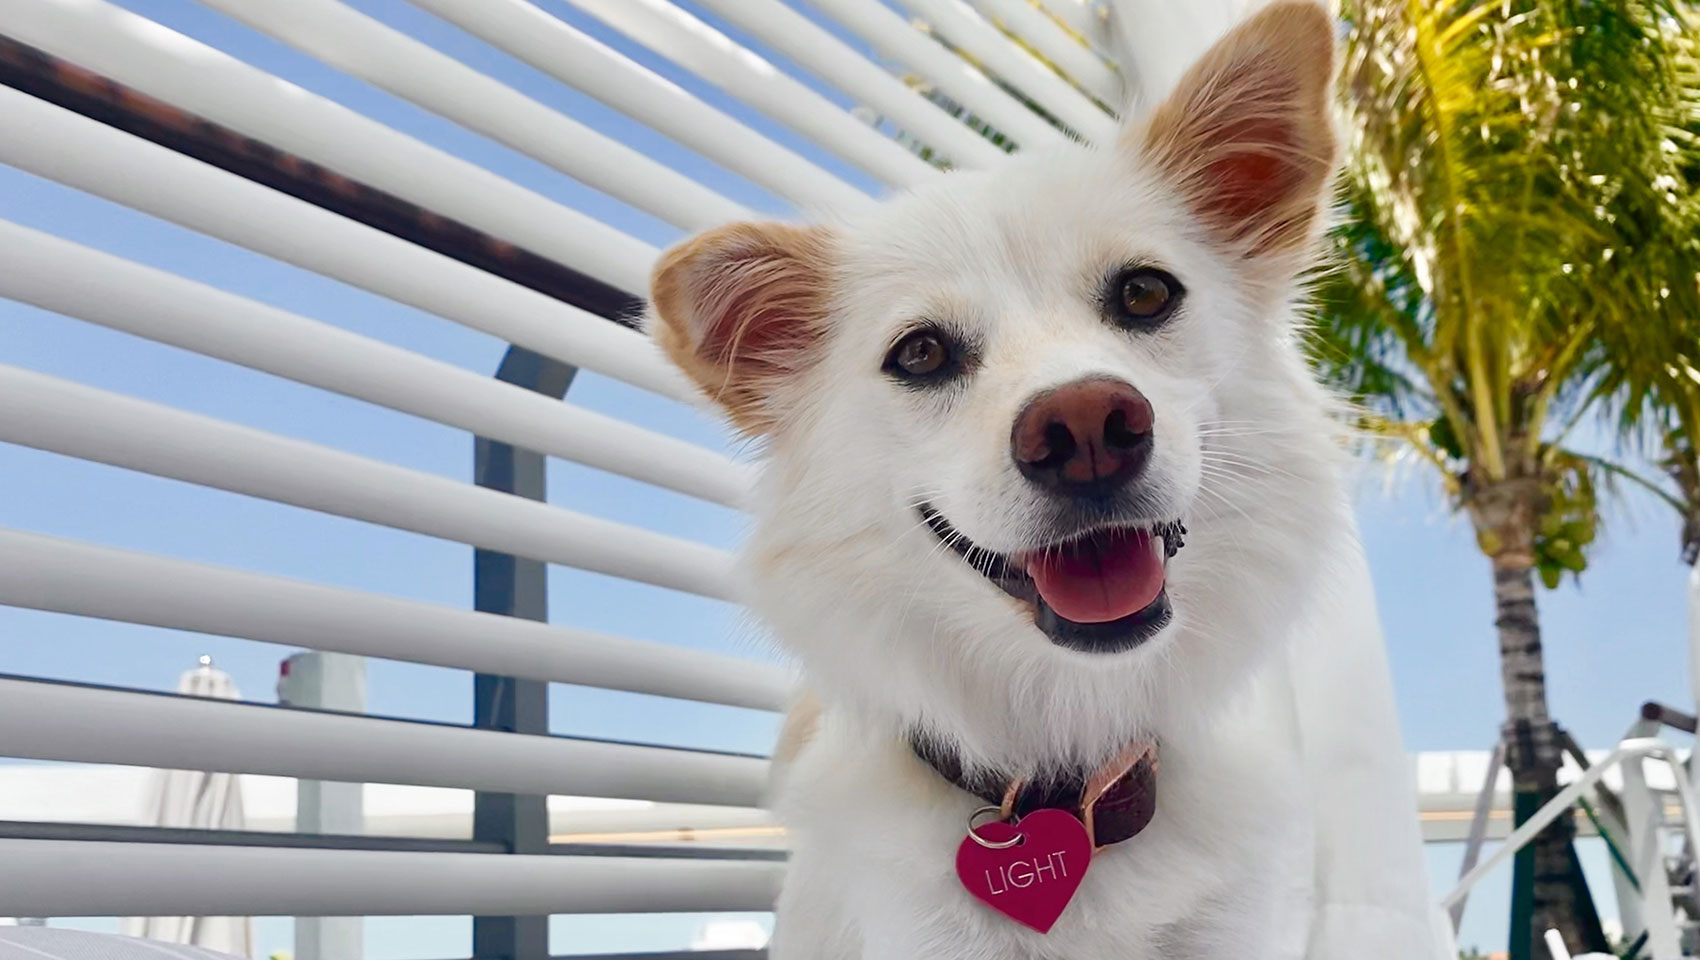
[1134,1,1338,261]
[649,222,836,435]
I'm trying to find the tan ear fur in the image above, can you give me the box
[649,222,835,434]
[1137,1,1339,257]
[771,690,823,771]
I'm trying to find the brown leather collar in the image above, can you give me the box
[913,736,1159,849]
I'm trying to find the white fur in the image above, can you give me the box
[736,136,1353,957]
[650,9,1369,955]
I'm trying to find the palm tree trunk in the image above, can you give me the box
[1492,560,1579,959]
[1472,479,1606,960]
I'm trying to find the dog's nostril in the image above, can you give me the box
[1104,409,1142,450]
[1038,422,1077,468]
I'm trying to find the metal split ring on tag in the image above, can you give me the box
[956,807,1093,933]
[965,805,1024,850]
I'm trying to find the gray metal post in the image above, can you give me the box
[1451,738,1507,931]
[278,652,367,960]
[473,346,576,960]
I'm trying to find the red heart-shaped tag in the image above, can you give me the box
[955,808,1092,934]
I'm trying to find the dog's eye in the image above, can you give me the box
[1112,268,1183,327]
[885,329,954,382]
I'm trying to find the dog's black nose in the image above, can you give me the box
[1011,377,1153,497]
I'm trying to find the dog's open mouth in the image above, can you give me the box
[920,505,1184,654]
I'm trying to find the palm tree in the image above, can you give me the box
[1672,428,1700,565]
[1316,1,1700,955]
[1608,25,1700,568]
[1582,10,1700,566]
[1598,216,1700,563]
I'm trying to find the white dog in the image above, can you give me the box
[649,5,1374,957]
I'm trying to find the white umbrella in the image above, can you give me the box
[119,656,254,958]
[690,919,769,950]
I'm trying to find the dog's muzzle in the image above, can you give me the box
[919,505,1183,654]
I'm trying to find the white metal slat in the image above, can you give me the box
[969,0,1122,103]
[406,0,874,217]
[891,0,1118,141]
[564,0,940,188]
[0,4,828,923]
[0,678,768,806]
[689,0,1008,170]
[0,220,751,509]
[194,0,752,232]
[1101,0,1247,114]
[0,0,658,296]
[0,841,783,917]
[0,364,738,601]
[0,529,790,710]
[803,0,1068,151]
[0,86,688,401]
[1031,0,1102,40]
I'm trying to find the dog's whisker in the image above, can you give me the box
[1199,450,1307,484]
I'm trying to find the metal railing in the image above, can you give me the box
[0,0,1122,957]
[1441,737,1700,958]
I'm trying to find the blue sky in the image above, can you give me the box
[1,0,1695,954]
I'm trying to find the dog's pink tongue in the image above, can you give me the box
[1026,529,1165,624]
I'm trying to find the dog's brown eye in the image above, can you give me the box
[893,332,949,376]
[884,325,972,387]
[1112,268,1184,326]
[1122,273,1172,317]
[1123,275,1170,316]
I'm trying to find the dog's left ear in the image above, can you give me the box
[1135,1,1338,259]
[649,221,836,435]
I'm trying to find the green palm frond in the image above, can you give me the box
[1318,0,1700,577]
[1310,180,1437,420]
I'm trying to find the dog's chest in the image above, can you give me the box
[867,807,1301,958]
[781,731,1313,960]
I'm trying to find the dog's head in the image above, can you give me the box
[651,4,1348,768]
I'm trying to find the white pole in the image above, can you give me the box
[193,0,752,231]
[0,529,789,710]
[966,0,1122,102]
[0,220,749,508]
[0,364,738,601]
[1101,0,1242,113]
[279,653,367,960]
[1689,562,1700,812]
[888,0,1116,139]
[405,0,872,216]
[0,841,782,916]
[1618,742,1681,957]
[0,87,685,402]
[0,677,769,806]
[688,0,1009,169]
[1442,739,1700,911]
[0,0,657,295]
[567,0,937,187]
[802,0,1069,150]
[1690,563,1700,753]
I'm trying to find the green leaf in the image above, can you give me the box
[1317,0,1700,536]
[1429,415,1465,461]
